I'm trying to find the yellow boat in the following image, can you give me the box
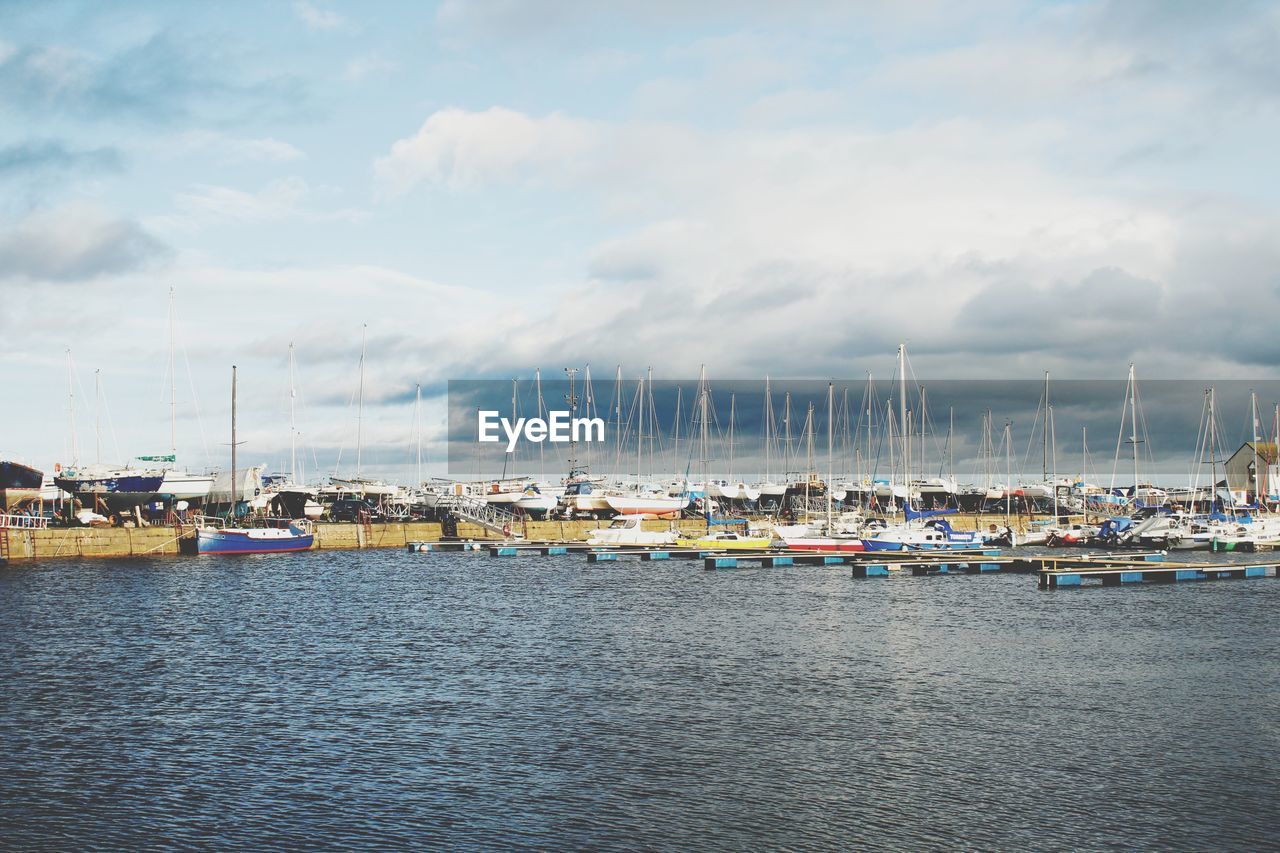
[675,531,773,550]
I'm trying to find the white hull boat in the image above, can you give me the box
[586,516,677,547]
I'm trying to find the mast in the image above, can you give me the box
[1129,363,1139,505]
[288,343,298,483]
[763,376,773,483]
[866,373,873,497]
[1251,389,1260,504]
[728,392,736,480]
[1082,426,1088,523]
[898,344,907,505]
[356,324,366,478]
[1050,404,1058,519]
[231,365,238,518]
[583,365,594,471]
[699,366,709,529]
[415,383,422,486]
[67,349,78,465]
[534,368,545,481]
[826,381,833,528]
[948,406,954,484]
[1043,371,1049,484]
[167,287,178,457]
[637,373,645,481]
[94,369,101,465]
[613,365,623,480]
[1209,388,1218,511]
[564,367,579,473]
[504,378,517,481]
[783,392,792,481]
[1005,420,1012,526]
[646,366,654,478]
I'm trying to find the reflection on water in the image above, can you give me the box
[2,550,1277,848]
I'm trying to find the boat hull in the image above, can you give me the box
[861,538,980,552]
[55,471,167,508]
[604,494,688,518]
[0,460,44,509]
[780,537,866,552]
[196,527,314,555]
[676,536,772,550]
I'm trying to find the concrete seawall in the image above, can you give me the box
[2,512,1055,561]
[1,522,445,561]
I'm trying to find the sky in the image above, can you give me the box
[1,0,1279,483]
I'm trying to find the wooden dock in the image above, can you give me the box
[1039,560,1279,588]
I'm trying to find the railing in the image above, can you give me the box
[435,492,520,536]
[0,513,49,530]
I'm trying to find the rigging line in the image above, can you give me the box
[94,371,125,465]
[331,358,363,476]
[1020,388,1045,480]
[178,342,212,468]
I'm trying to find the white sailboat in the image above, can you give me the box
[330,325,397,499]
[603,369,689,518]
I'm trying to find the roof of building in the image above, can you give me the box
[1230,441,1279,465]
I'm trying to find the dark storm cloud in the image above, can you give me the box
[445,375,1280,478]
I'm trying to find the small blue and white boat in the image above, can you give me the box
[196,520,314,555]
[196,364,315,556]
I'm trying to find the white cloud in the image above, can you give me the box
[0,202,167,282]
[164,130,305,163]
[293,0,346,31]
[167,178,366,227]
[343,54,395,81]
[374,107,599,192]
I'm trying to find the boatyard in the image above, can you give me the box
[7,2,1280,849]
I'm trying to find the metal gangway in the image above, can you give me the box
[435,492,521,537]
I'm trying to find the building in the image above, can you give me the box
[1224,442,1278,500]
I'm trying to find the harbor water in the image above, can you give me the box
[2,550,1277,849]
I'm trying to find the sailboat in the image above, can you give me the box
[54,355,167,510]
[774,383,869,552]
[752,378,788,506]
[675,368,771,550]
[261,343,323,520]
[329,325,397,499]
[604,369,690,517]
[156,288,215,502]
[197,366,314,555]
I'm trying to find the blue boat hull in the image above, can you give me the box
[196,528,314,555]
[861,538,981,552]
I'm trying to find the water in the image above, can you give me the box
[2,550,1277,849]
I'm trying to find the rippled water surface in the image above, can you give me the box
[2,549,1278,849]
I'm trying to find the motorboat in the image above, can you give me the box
[586,516,677,547]
[676,530,773,550]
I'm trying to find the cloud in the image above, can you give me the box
[293,1,347,31]
[0,140,124,177]
[374,107,599,192]
[0,32,308,124]
[163,130,305,163]
[343,54,395,81]
[0,203,167,282]
[170,177,366,225]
